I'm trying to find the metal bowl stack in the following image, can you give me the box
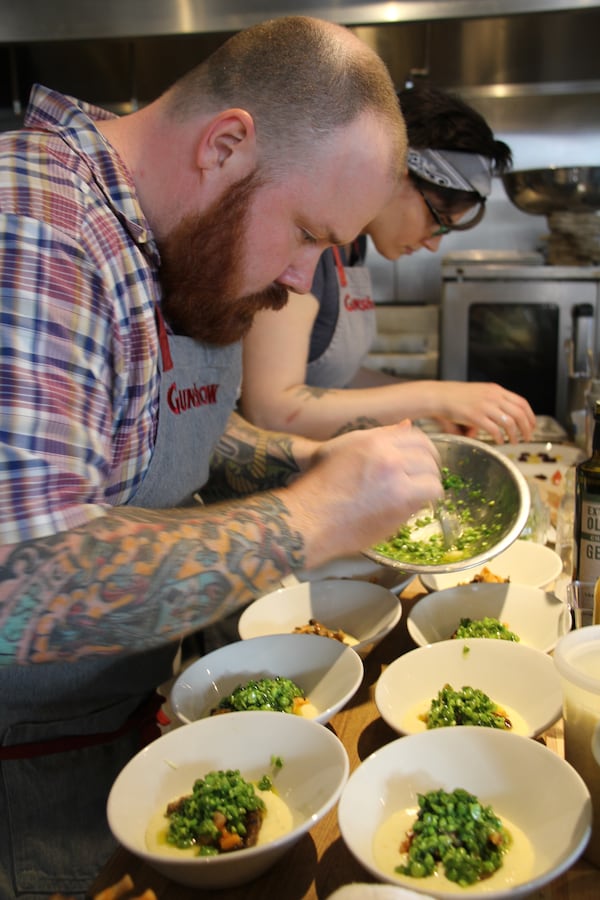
[502,167,600,264]
[501,166,600,216]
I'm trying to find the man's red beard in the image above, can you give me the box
[158,171,288,345]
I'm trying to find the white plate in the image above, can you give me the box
[420,539,563,592]
[496,442,582,538]
[407,582,571,653]
[495,441,583,481]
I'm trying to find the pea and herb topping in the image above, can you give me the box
[422,684,512,730]
[212,676,307,715]
[452,617,520,642]
[397,787,511,886]
[165,769,269,856]
[372,468,503,567]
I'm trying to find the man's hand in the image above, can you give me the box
[286,421,443,568]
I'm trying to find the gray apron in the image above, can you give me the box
[306,245,376,389]
[0,310,241,899]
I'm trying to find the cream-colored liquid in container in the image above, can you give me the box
[561,646,600,867]
[374,806,535,893]
[146,787,296,857]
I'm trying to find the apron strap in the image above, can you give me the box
[332,245,348,287]
[156,306,174,372]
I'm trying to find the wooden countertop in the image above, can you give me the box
[89,579,600,900]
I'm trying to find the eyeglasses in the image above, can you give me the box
[416,186,487,236]
[417,187,452,236]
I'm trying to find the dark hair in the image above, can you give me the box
[398,84,512,211]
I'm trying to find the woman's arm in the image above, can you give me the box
[241,296,535,443]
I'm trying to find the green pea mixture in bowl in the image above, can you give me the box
[364,434,529,575]
[394,787,512,885]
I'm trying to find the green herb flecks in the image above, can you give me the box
[165,769,266,855]
[453,617,519,642]
[396,787,511,885]
[372,468,503,567]
[423,684,512,730]
[213,676,306,714]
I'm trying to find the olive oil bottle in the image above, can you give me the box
[574,398,600,613]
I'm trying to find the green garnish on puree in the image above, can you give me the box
[166,769,267,855]
[397,787,511,885]
[213,676,306,714]
[453,617,519,642]
[423,684,512,730]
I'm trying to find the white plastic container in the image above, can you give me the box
[554,625,600,867]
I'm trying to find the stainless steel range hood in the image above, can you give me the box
[1,0,599,133]
[3,0,600,43]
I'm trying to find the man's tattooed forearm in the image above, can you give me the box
[0,495,305,665]
[202,419,301,501]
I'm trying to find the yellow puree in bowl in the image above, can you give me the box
[145,787,296,857]
[374,807,535,893]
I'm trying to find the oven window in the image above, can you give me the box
[467,303,559,415]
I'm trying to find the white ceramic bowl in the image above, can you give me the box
[170,633,363,727]
[407,582,571,653]
[297,555,413,594]
[375,638,562,738]
[338,728,591,899]
[420,540,563,593]
[107,711,349,890]
[238,579,402,658]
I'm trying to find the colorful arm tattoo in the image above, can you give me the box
[0,493,304,665]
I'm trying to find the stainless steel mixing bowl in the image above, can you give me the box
[363,434,531,575]
[502,166,600,216]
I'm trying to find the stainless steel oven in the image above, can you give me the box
[440,257,600,428]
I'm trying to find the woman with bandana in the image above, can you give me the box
[240,85,536,445]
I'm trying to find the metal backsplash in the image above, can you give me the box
[1,1,599,304]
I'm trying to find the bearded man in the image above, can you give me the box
[0,16,442,899]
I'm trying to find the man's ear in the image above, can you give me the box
[195,108,257,181]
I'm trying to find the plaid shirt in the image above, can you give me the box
[0,85,163,544]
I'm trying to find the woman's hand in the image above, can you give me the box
[425,382,536,444]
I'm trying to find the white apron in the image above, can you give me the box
[0,310,241,899]
[306,244,376,389]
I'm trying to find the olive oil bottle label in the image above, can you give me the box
[577,494,600,609]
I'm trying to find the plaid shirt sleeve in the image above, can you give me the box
[0,93,161,545]
[0,207,121,543]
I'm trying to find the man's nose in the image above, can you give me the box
[277,249,323,294]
